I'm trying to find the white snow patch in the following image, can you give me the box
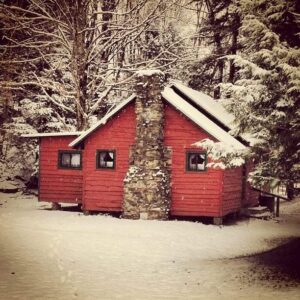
[0,193,300,299]
[22,132,83,138]
[172,81,235,128]
[193,138,247,168]
[136,69,164,77]
[0,180,23,192]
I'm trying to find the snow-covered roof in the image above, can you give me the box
[22,132,83,138]
[171,82,235,129]
[69,94,136,147]
[162,87,245,150]
[69,83,245,150]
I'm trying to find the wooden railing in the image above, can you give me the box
[252,188,289,217]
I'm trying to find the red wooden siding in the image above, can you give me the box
[164,103,224,217]
[39,136,83,203]
[82,103,136,211]
[37,98,256,219]
[221,167,243,215]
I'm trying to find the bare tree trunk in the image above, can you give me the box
[101,0,116,63]
[229,14,240,83]
[71,0,89,130]
[1,0,183,131]
[213,28,223,99]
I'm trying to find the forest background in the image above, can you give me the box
[0,0,299,196]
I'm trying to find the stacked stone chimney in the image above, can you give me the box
[122,70,171,220]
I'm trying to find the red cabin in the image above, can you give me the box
[24,76,258,223]
[24,133,83,207]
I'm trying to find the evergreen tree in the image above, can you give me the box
[188,0,240,97]
[220,0,300,196]
[189,0,300,196]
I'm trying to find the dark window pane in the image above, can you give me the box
[189,154,196,170]
[187,152,206,171]
[97,150,115,169]
[59,151,81,169]
[197,154,206,170]
[61,153,71,167]
[99,152,106,167]
[106,152,114,167]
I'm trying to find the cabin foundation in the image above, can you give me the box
[51,202,61,210]
[213,217,223,226]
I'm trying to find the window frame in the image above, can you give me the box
[186,151,207,172]
[58,150,82,170]
[96,149,116,170]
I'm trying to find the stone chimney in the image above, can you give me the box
[122,70,171,220]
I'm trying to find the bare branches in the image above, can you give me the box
[1,0,198,130]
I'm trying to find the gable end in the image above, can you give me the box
[170,85,248,146]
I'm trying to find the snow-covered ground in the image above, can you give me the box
[0,192,299,300]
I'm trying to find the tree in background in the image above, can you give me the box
[222,0,300,197]
[188,0,240,97]
[0,0,196,185]
[3,0,298,196]
[190,0,300,196]
[1,0,194,130]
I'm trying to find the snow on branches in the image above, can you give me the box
[193,138,248,169]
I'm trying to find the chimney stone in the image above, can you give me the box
[122,70,171,220]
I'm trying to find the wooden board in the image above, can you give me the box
[39,136,83,203]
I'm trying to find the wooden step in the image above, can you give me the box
[245,206,273,219]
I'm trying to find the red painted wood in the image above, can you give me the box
[164,103,224,217]
[221,167,243,215]
[37,99,255,218]
[39,136,83,204]
[82,103,136,211]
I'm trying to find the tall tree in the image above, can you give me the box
[0,0,195,184]
[221,0,300,196]
[192,0,300,196]
[0,0,185,130]
[188,0,241,97]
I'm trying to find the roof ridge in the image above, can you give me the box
[69,84,246,150]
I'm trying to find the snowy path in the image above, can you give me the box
[0,192,299,299]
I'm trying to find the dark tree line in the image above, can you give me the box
[189,0,300,195]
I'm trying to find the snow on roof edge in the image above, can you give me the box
[171,82,251,145]
[69,86,245,150]
[171,81,235,129]
[69,94,136,147]
[162,87,246,150]
[22,132,83,138]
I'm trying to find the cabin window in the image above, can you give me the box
[96,150,116,169]
[58,151,82,169]
[186,151,207,172]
